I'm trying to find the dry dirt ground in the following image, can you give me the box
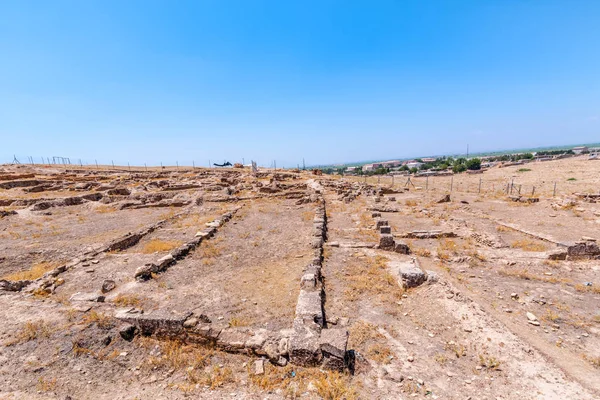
[0,157,599,400]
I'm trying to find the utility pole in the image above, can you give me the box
[466,144,469,158]
[303,158,306,170]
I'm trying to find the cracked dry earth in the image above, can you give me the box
[1,161,599,400]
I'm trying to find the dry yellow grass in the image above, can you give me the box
[348,320,384,349]
[95,205,118,213]
[511,239,548,252]
[368,343,393,364]
[249,363,358,400]
[113,294,143,307]
[5,320,54,346]
[228,316,252,327]
[37,377,57,392]
[1,261,64,281]
[412,247,432,257]
[81,310,115,329]
[199,237,224,265]
[574,284,600,294]
[141,239,183,253]
[141,338,214,372]
[437,239,459,261]
[343,255,402,303]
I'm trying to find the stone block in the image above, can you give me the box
[398,260,426,288]
[567,241,600,259]
[70,292,105,302]
[379,234,395,250]
[319,328,348,359]
[289,326,323,367]
[376,219,389,228]
[115,309,192,336]
[295,290,323,327]
[380,226,392,234]
[134,263,158,281]
[157,254,175,269]
[394,241,410,254]
[217,328,254,352]
[300,273,317,289]
[547,248,567,260]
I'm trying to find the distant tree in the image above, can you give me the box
[399,165,409,172]
[453,163,467,173]
[466,158,482,170]
[409,167,418,174]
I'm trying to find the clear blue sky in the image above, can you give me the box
[1,1,599,167]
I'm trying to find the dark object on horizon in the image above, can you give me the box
[213,161,232,167]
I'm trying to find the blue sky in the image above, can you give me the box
[1,1,599,167]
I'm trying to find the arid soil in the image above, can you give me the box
[0,156,599,399]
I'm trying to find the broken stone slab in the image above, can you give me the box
[376,220,389,228]
[567,241,600,259]
[70,292,105,302]
[135,263,158,281]
[295,289,324,328]
[509,196,539,203]
[388,259,427,289]
[547,248,567,260]
[254,359,265,375]
[244,329,270,353]
[379,234,395,250]
[437,194,451,203]
[119,323,137,341]
[289,326,323,367]
[402,230,457,239]
[319,328,348,359]
[217,328,254,352]
[400,259,427,288]
[171,244,192,260]
[101,279,116,294]
[394,241,410,254]
[371,212,381,218]
[157,254,175,268]
[300,273,318,289]
[0,279,32,292]
[188,323,222,342]
[369,206,400,212]
[115,309,192,336]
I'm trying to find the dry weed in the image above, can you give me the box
[510,239,548,252]
[81,310,115,329]
[141,239,183,254]
[6,320,54,345]
[343,255,402,303]
[2,261,64,281]
[113,294,143,307]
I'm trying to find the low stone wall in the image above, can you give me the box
[288,194,349,370]
[0,209,189,293]
[134,209,239,281]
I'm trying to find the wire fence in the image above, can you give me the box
[345,173,598,199]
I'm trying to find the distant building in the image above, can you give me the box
[421,157,437,163]
[362,163,382,172]
[405,161,423,169]
[380,160,401,168]
[572,146,589,154]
